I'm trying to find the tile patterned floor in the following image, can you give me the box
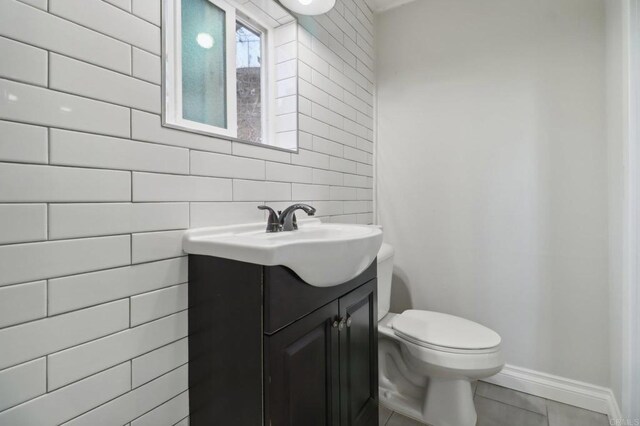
[379,382,610,426]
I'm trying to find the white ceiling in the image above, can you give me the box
[365,0,417,13]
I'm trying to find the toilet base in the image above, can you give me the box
[422,378,476,426]
[380,378,477,426]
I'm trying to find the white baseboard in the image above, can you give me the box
[482,364,622,421]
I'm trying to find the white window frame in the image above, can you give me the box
[163,0,276,145]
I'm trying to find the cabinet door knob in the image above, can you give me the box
[332,319,340,328]
[346,316,352,328]
[338,317,346,331]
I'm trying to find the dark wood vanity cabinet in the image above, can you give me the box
[188,255,378,426]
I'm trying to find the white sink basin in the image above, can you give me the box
[183,219,383,287]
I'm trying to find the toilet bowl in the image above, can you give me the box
[376,243,504,426]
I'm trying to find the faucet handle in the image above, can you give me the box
[258,205,281,233]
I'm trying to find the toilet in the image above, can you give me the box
[377,243,504,426]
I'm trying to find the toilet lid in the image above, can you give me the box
[391,310,501,351]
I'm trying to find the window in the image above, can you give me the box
[236,20,263,144]
[163,0,298,150]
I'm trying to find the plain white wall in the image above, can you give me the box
[605,0,628,412]
[376,0,610,386]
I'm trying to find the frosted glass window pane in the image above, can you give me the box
[236,21,262,144]
[182,0,227,128]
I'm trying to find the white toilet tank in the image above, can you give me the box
[377,243,395,321]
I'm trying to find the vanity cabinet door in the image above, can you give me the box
[339,280,378,426]
[264,301,340,426]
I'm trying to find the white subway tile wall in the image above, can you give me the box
[0,0,374,423]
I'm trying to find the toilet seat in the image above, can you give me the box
[391,310,501,354]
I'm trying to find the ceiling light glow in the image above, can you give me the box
[281,0,334,15]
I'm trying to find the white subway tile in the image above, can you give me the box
[131,230,184,264]
[330,156,357,173]
[0,204,46,245]
[0,79,130,138]
[48,311,186,390]
[299,80,329,107]
[190,151,265,180]
[356,136,373,153]
[231,141,291,163]
[343,146,368,163]
[0,358,45,412]
[49,0,160,54]
[330,186,357,201]
[174,417,190,426]
[344,117,368,138]
[50,129,189,174]
[132,338,187,388]
[0,300,129,370]
[65,365,187,426]
[17,0,47,9]
[329,126,357,147]
[292,183,330,200]
[329,213,358,224]
[311,103,344,127]
[329,96,357,121]
[190,202,265,228]
[299,114,330,138]
[356,188,373,200]
[266,162,313,183]
[312,70,344,99]
[357,162,373,176]
[133,172,232,202]
[49,54,160,114]
[313,136,343,157]
[0,163,131,202]
[298,131,313,149]
[357,212,373,224]
[132,0,160,26]
[130,284,187,326]
[233,179,291,201]
[0,363,130,426]
[343,200,369,214]
[0,120,47,164]
[314,200,344,216]
[291,148,330,169]
[0,281,46,329]
[48,258,187,315]
[132,48,161,85]
[49,203,188,240]
[132,391,189,426]
[313,168,343,185]
[276,61,296,82]
[0,0,130,74]
[0,36,47,86]
[132,110,231,154]
[298,44,329,76]
[298,61,312,83]
[344,173,368,188]
[299,97,312,118]
[103,0,131,11]
[0,235,131,287]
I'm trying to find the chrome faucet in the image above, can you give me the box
[257,203,316,232]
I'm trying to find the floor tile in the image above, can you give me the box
[385,412,428,426]
[476,382,547,415]
[475,395,548,426]
[547,400,609,426]
[379,404,393,425]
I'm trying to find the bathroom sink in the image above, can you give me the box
[183,219,383,287]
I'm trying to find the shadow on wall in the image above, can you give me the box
[389,267,413,313]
